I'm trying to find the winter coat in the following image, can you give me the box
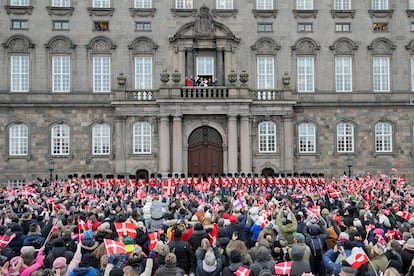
[275,213,298,245]
[168,239,193,274]
[290,245,311,276]
[189,229,209,253]
[45,246,74,269]
[249,246,276,276]
[153,263,185,276]
[195,247,223,276]
[69,267,99,276]
[221,262,244,276]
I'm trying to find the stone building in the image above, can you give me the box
[1,0,414,183]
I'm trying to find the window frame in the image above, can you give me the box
[133,122,152,154]
[335,23,351,32]
[10,0,29,6]
[297,0,313,10]
[256,0,273,10]
[92,0,110,8]
[176,0,193,9]
[257,57,275,89]
[297,56,315,92]
[9,124,29,156]
[411,57,414,92]
[410,0,414,9]
[134,0,152,8]
[298,123,316,153]
[257,23,273,32]
[373,56,390,92]
[92,124,111,155]
[297,23,313,32]
[371,0,388,10]
[11,19,28,30]
[217,0,233,9]
[134,56,153,89]
[51,124,70,156]
[136,22,151,31]
[335,0,351,10]
[10,55,30,93]
[258,121,276,153]
[337,122,354,153]
[53,20,70,30]
[375,122,392,153]
[335,56,352,92]
[51,0,70,7]
[52,55,71,93]
[93,56,111,93]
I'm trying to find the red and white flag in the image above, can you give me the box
[0,233,16,249]
[78,217,90,231]
[115,222,137,239]
[148,232,159,251]
[104,239,126,256]
[234,266,251,276]
[274,261,292,275]
[401,211,412,221]
[346,247,369,269]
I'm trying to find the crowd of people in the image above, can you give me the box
[0,171,413,276]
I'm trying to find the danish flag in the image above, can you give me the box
[78,217,91,231]
[115,222,137,239]
[234,266,251,276]
[274,261,292,275]
[0,233,16,249]
[401,211,412,221]
[148,232,159,251]
[104,239,127,256]
[329,189,342,198]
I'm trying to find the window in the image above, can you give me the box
[136,22,151,31]
[53,21,69,30]
[257,57,274,89]
[92,0,110,8]
[133,122,151,154]
[297,0,313,10]
[52,0,70,7]
[92,124,110,155]
[373,23,387,32]
[372,0,388,10]
[176,0,192,9]
[337,123,354,152]
[375,122,392,152]
[52,56,70,92]
[196,57,214,79]
[135,57,152,89]
[258,121,276,153]
[9,124,28,156]
[11,56,29,92]
[298,123,316,153]
[93,56,111,92]
[134,0,152,8]
[411,23,414,32]
[373,57,390,92]
[335,0,351,10]
[297,57,314,92]
[11,20,28,29]
[411,57,414,91]
[10,0,29,5]
[217,0,233,9]
[298,23,312,32]
[335,23,350,32]
[335,57,352,92]
[411,0,414,9]
[256,0,273,9]
[51,124,70,155]
[94,21,109,31]
[258,23,273,32]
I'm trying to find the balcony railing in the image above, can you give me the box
[253,90,282,101]
[126,90,155,101]
[181,87,229,98]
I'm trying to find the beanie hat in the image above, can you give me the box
[53,257,67,269]
[165,253,177,265]
[293,232,305,243]
[230,250,241,263]
[79,252,92,267]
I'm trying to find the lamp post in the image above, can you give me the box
[48,159,54,184]
[346,155,352,177]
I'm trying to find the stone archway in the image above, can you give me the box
[135,169,148,181]
[188,126,223,176]
[262,167,274,177]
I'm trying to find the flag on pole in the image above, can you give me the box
[115,222,137,239]
[234,266,251,276]
[148,232,159,251]
[78,217,90,231]
[274,261,292,275]
[104,239,127,256]
[346,247,369,269]
[0,233,16,249]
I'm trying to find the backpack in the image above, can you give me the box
[257,263,273,276]
[309,236,324,257]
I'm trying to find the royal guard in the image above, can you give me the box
[148,173,157,194]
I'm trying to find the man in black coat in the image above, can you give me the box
[168,230,193,274]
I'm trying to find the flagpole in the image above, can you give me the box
[43,219,58,247]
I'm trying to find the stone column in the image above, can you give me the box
[158,116,170,175]
[172,115,183,173]
[240,116,251,173]
[227,115,238,173]
[114,116,127,175]
[186,48,194,80]
[283,115,294,173]
[216,48,224,86]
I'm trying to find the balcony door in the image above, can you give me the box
[196,56,215,83]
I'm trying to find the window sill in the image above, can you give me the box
[170,8,197,17]
[211,9,238,18]
[46,6,74,16]
[87,7,114,16]
[373,152,396,157]
[330,9,356,18]
[407,9,414,17]
[47,154,74,159]
[129,8,156,17]
[252,9,277,18]
[128,153,156,159]
[86,153,114,161]
[5,155,31,161]
[368,9,394,18]
[293,9,318,18]
[4,5,33,15]
[294,152,319,158]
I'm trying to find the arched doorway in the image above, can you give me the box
[262,168,274,177]
[135,169,149,181]
[188,126,223,176]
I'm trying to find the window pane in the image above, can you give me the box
[297,0,313,10]
[52,0,70,7]
[258,122,276,152]
[411,0,414,9]
[135,0,152,8]
[11,56,29,92]
[373,57,390,92]
[135,57,152,89]
[256,0,273,9]
[133,123,151,154]
[217,0,233,9]
[335,57,352,92]
[176,0,192,9]
[9,124,28,156]
[375,123,392,152]
[257,57,274,89]
[93,124,110,155]
[337,123,354,152]
[10,0,29,6]
[335,0,351,9]
[93,57,111,92]
[297,57,314,92]
[372,0,388,10]
[52,56,70,92]
[51,124,70,155]
[92,0,110,8]
[298,123,316,153]
[411,57,414,92]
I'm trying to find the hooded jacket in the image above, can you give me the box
[249,246,276,276]
[290,246,311,276]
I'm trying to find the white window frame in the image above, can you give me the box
[93,56,111,93]
[258,121,276,153]
[92,0,110,8]
[134,0,152,8]
[9,124,28,156]
[335,56,352,92]
[256,0,273,9]
[10,0,29,6]
[372,0,388,10]
[11,55,29,93]
[298,123,316,153]
[217,0,233,9]
[297,0,313,10]
[52,0,70,7]
[51,124,70,156]
[52,56,70,93]
[257,57,274,89]
[134,57,153,89]
[337,123,354,153]
[373,56,390,92]
[411,57,414,92]
[375,122,392,152]
[297,57,314,92]
[92,124,111,155]
[176,0,192,9]
[196,57,215,79]
[335,0,351,10]
[410,0,414,9]
[133,122,151,154]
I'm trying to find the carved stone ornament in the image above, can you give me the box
[330,9,356,18]
[292,9,318,18]
[3,35,34,53]
[129,8,156,17]
[368,38,396,55]
[405,39,414,54]
[194,5,214,38]
[368,9,394,18]
[211,9,238,18]
[86,37,116,53]
[252,9,277,18]
[87,7,114,16]
[4,5,33,15]
[45,36,75,53]
[251,37,281,55]
[46,6,74,16]
[330,38,358,54]
[128,37,158,55]
[407,9,414,17]
[292,38,320,54]
[171,8,197,17]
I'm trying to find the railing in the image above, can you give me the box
[253,90,282,101]
[181,87,229,98]
[126,90,155,101]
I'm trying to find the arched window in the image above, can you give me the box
[375,122,392,152]
[133,122,151,154]
[258,121,276,153]
[298,123,316,153]
[337,122,354,152]
[92,124,110,155]
[9,124,28,156]
[51,124,70,155]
